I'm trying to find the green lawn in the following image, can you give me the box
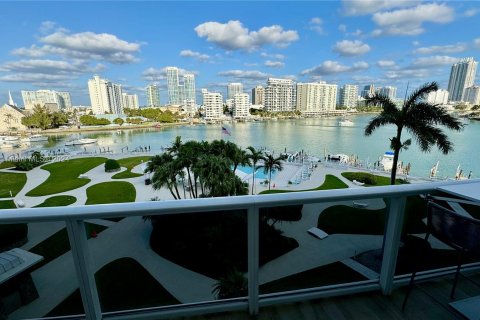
[46,258,180,317]
[260,262,366,294]
[85,181,136,205]
[260,174,349,194]
[29,223,107,270]
[34,195,77,207]
[317,196,427,235]
[0,172,27,198]
[26,157,107,197]
[341,172,408,186]
[0,199,17,209]
[111,156,151,179]
[0,161,15,169]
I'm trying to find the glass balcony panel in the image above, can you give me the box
[1,221,85,319]
[259,198,385,295]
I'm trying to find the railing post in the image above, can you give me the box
[247,206,259,315]
[66,218,102,320]
[380,196,406,295]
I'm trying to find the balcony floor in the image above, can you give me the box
[177,272,480,320]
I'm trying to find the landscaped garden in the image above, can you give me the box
[260,174,349,194]
[34,195,77,207]
[111,156,151,179]
[341,172,408,186]
[0,161,15,169]
[85,181,136,205]
[0,172,27,198]
[46,258,180,317]
[26,157,107,196]
[0,199,17,209]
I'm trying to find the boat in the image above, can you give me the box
[22,134,48,142]
[65,138,98,146]
[327,154,349,163]
[339,118,354,127]
[0,136,19,142]
[379,151,394,171]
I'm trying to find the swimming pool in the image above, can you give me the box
[235,165,276,180]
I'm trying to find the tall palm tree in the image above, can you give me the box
[365,82,463,185]
[247,146,264,195]
[259,154,286,190]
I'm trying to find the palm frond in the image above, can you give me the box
[405,82,439,107]
[407,102,464,130]
[365,115,396,136]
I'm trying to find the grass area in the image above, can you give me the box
[0,199,16,209]
[29,223,107,270]
[260,174,349,194]
[0,161,15,169]
[317,196,427,235]
[0,172,27,198]
[341,172,408,186]
[85,181,136,205]
[26,157,107,197]
[260,262,367,294]
[34,195,77,207]
[46,258,180,317]
[111,156,151,179]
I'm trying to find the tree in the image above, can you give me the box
[247,146,264,195]
[113,117,124,126]
[50,111,68,128]
[259,154,286,190]
[365,82,463,185]
[212,269,247,299]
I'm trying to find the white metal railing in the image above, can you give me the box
[1,179,479,320]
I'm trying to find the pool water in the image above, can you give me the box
[236,165,276,180]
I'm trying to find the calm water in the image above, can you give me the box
[5,114,479,179]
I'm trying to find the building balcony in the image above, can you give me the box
[1,179,479,319]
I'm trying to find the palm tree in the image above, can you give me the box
[259,154,286,190]
[212,269,247,299]
[247,146,264,195]
[365,82,463,185]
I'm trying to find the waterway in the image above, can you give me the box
[3,114,478,179]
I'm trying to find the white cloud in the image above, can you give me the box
[309,17,323,34]
[141,67,196,81]
[264,60,285,68]
[414,43,467,55]
[372,3,455,36]
[0,59,101,74]
[301,60,368,76]
[473,38,480,49]
[377,60,396,68]
[341,0,419,16]
[194,20,298,51]
[180,49,210,62]
[338,24,347,33]
[412,41,420,46]
[464,9,478,17]
[411,55,460,67]
[333,40,371,56]
[260,52,285,60]
[218,70,271,80]
[311,17,322,25]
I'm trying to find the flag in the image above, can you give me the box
[221,126,231,136]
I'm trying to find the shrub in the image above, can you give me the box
[342,172,378,185]
[105,159,121,172]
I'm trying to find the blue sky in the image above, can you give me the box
[1,1,479,106]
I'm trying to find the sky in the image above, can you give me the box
[1,0,479,106]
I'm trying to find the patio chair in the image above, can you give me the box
[402,200,480,311]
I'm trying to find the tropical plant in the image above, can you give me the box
[105,159,121,172]
[247,146,264,194]
[259,154,286,190]
[212,269,247,299]
[365,82,463,185]
[113,117,124,126]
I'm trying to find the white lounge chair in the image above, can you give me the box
[308,227,329,240]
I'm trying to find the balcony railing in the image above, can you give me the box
[1,179,479,320]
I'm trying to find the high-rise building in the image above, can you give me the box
[448,57,477,102]
[252,86,264,105]
[426,89,449,105]
[202,90,223,120]
[380,86,397,100]
[233,93,250,119]
[464,86,480,105]
[339,84,358,109]
[122,93,139,109]
[166,67,181,105]
[361,84,375,98]
[184,74,196,104]
[264,78,296,112]
[184,99,197,117]
[21,90,72,110]
[296,82,337,115]
[227,83,243,100]
[146,84,161,107]
[88,75,123,114]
